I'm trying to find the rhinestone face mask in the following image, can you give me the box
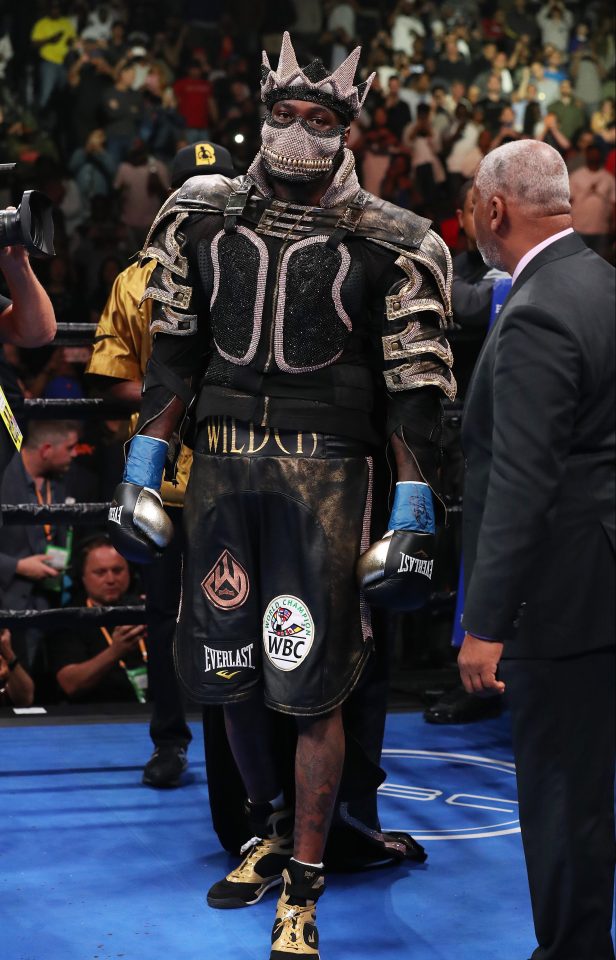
[260,114,345,182]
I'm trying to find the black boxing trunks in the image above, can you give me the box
[175,418,375,715]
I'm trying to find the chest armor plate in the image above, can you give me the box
[204,229,362,374]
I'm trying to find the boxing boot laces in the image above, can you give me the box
[270,859,325,959]
[207,800,293,909]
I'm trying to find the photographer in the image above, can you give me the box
[0,242,57,483]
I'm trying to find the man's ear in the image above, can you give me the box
[490,195,506,233]
[343,125,351,145]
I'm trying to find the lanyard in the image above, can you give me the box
[86,599,148,667]
[34,480,53,543]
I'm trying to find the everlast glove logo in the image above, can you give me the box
[397,553,434,579]
[202,549,249,609]
[108,505,123,524]
[203,643,254,674]
[263,595,314,672]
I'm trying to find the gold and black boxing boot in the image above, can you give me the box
[207,800,293,908]
[270,859,325,959]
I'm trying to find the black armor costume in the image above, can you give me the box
[113,33,459,956]
[137,158,455,711]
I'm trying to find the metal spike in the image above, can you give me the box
[276,31,301,81]
[328,46,361,97]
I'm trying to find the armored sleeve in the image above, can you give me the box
[136,204,209,431]
[378,229,457,486]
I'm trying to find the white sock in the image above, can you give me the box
[292,858,323,869]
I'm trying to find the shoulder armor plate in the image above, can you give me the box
[355,194,432,249]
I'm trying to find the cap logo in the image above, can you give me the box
[195,143,216,166]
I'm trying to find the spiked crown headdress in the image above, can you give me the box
[260,32,375,123]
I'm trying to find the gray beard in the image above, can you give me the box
[475,234,507,272]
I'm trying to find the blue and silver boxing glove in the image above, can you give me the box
[107,435,174,564]
[357,481,436,612]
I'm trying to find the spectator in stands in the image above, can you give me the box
[402,102,445,211]
[69,129,117,213]
[565,127,595,174]
[384,75,412,139]
[105,20,128,67]
[513,81,540,131]
[526,61,560,112]
[571,44,604,114]
[361,105,400,196]
[30,1,77,110]
[569,144,616,260]
[113,138,170,250]
[491,50,515,97]
[139,66,184,161]
[548,79,587,141]
[436,34,472,87]
[442,99,482,195]
[389,1,425,58]
[477,73,511,136]
[51,536,149,706]
[489,104,523,150]
[536,110,571,155]
[0,629,35,708]
[0,420,80,670]
[150,17,188,77]
[471,40,498,89]
[324,0,358,70]
[537,1,573,53]
[100,61,143,164]
[543,47,567,85]
[174,59,218,143]
[65,29,115,152]
[504,0,540,48]
[591,97,615,149]
[84,5,113,44]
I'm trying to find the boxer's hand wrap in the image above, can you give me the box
[108,436,173,564]
[357,482,436,612]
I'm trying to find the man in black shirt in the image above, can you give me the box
[477,74,510,137]
[51,536,147,704]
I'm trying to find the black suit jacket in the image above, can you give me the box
[461,232,615,658]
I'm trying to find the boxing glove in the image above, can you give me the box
[357,481,436,612]
[108,435,173,564]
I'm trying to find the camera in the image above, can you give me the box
[0,163,55,259]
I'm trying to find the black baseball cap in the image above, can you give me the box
[171,142,236,187]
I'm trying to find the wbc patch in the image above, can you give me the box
[263,595,314,672]
[202,549,249,609]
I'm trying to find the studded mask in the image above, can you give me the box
[260,113,346,183]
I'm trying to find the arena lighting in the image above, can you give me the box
[234,133,245,144]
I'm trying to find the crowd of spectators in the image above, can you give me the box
[0,0,614,708]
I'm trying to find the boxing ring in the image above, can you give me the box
[0,323,538,959]
[1,710,537,960]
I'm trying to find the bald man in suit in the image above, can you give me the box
[458,140,615,960]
